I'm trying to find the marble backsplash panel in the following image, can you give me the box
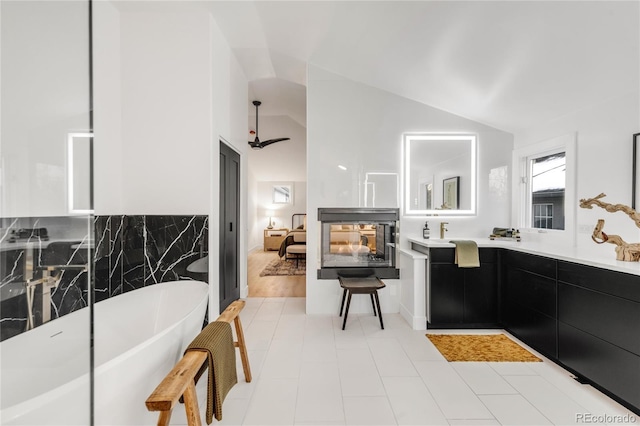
[94,215,208,301]
[1,215,208,341]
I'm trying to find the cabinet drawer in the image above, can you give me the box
[558,261,640,303]
[559,322,640,410]
[505,267,556,318]
[559,283,640,355]
[504,250,556,278]
[505,302,557,358]
[430,247,497,264]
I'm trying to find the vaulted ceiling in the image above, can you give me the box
[208,1,639,134]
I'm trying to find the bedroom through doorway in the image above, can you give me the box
[248,213,307,297]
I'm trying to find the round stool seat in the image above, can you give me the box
[337,276,385,330]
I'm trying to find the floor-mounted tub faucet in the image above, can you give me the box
[24,246,87,330]
[440,222,448,239]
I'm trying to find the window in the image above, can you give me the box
[533,204,553,229]
[513,133,575,235]
[272,184,293,204]
[529,151,565,230]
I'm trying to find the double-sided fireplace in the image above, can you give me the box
[317,208,399,279]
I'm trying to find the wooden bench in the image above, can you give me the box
[145,300,252,426]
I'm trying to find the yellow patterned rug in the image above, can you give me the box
[426,334,542,362]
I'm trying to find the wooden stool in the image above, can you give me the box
[338,276,385,330]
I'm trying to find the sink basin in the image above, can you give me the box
[187,256,208,273]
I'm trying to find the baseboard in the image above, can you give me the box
[400,303,427,330]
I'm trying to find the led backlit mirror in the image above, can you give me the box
[404,134,476,216]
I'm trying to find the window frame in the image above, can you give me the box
[512,133,576,239]
[527,149,566,230]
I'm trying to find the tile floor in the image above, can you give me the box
[171,297,637,425]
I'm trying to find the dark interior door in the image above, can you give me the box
[219,141,240,311]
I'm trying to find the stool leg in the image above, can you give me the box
[374,291,384,329]
[339,288,347,316]
[370,293,377,316]
[342,291,352,330]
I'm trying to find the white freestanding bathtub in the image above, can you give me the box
[0,280,209,425]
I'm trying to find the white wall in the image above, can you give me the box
[119,9,212,215]
[306,65,513,314]
[513,90,640,257]
[93,3,249,315]
[211,13,250,305]
[93,0,123,215]
[1,1,91,218]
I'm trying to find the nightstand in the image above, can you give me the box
[264,228,289,251]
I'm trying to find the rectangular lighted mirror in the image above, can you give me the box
[404,133,476,216]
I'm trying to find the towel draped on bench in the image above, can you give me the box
[184,320,238,424]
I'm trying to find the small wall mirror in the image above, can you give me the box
[273,184,293,204]
[404,134,476,216]
[67,132,93,214]
[363,172,399,207]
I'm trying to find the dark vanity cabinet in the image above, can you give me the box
[429,248,499,328]
[557,261,640,410]
[502,250,558,359]
[426,246,640,413]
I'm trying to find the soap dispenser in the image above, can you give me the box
[423,222,430,239]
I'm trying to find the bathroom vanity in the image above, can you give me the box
[405,237,640,414]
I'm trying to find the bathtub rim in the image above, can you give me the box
[0,280,209,423]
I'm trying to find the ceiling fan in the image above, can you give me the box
[248,100,290,149]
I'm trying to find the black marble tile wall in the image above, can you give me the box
[93,215,209,299]
[1,214,208,342]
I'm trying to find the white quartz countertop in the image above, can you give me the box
[406,235,640,276]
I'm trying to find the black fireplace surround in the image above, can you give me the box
[317,208,399,279]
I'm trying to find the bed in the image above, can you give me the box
[278,213,307,258]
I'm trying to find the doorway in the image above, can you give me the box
[219,140,240,311]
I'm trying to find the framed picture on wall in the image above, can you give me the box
[443,176,460,209]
